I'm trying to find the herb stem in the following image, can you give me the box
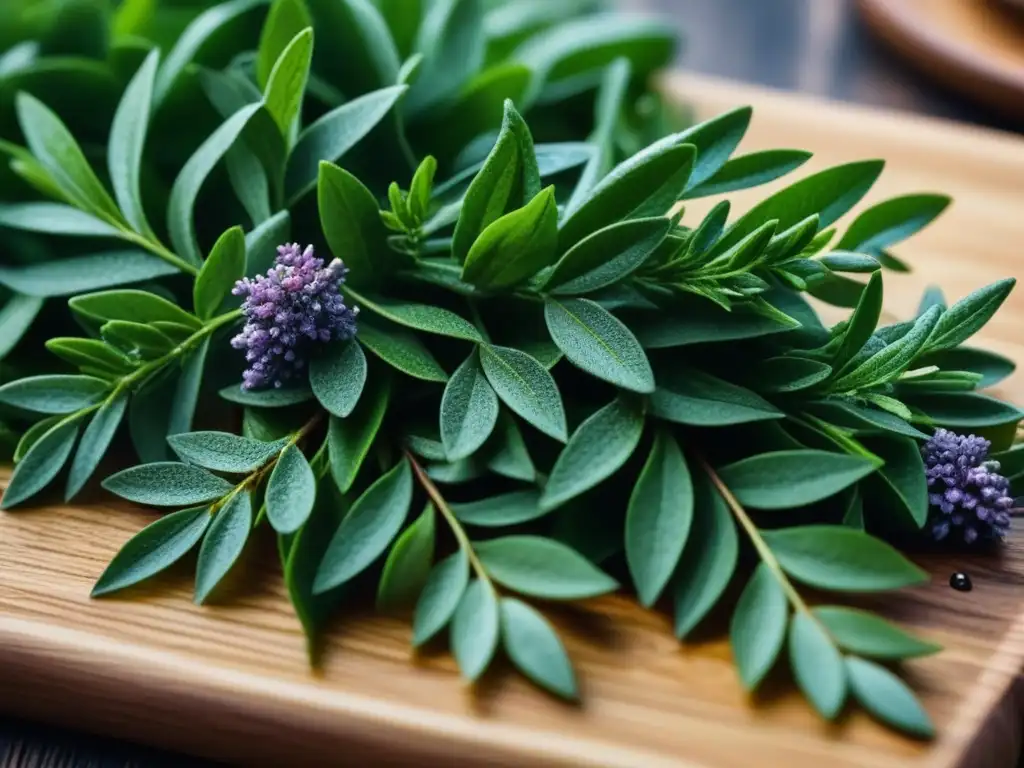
[698,456,811,616]
[119,229,200,277]
[406,451,494,588]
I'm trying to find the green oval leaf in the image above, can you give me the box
[102,461,234,507]
[864,436,928,528]
[836,193,950,255]
[65,392,128,500]
[673,467,739,638]
[70,289,202,328]
[650,365,783,427]
[845,657,935,739]
[500,598,577,700]
[263,27,313,141]
[310,339,367,418]
[717,450,877,510]
[450,579,500,682]
[286,84,407,203]
[266,444,317,534]
[813,606,940,659]
[789,613,846,719]
[328,378,390,493]
[763,525,928,592]
[924,278,1016,354]
[194,226,245,320]
[684,149,812,199]
[109,49,159,235]
[626,429,694,607]
[314,458,413,592]
[1,419,80,509]
[194,491,253,604]
[545,217,670,296]
[91,506,212,597]
[377,503,436,611]
[479,343,566,442]
[0,250,179,298]
[345,287,481,342]
[167,431,283,473]
[317,161,390,288]
[475,535,619,600]
[440,349,499,461]
[257,0,314,88]
[0,294,44,361]
[219,383,313,408]
[412,548,469,646]
[452,490,545,527]
[544,298,654,394]
[358,318,448,383]
[0,374,109,414]
[729,563,787,691]
[0,203,120,237]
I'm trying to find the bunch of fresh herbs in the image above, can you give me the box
[1,0,1022,742]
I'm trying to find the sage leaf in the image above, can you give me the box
[314,458,413,592]
[168,431,283,473]
[924,278,1016,354]
[559,143,695,252]
[194,226,245,320]
[485,411,536,482]
[262,28,313,142]
[541,397,644,511]
[845,657,935,738]
[441,350,499,461]
[908,392,1024,429]
[66,392,128,500]
[628,301,799,349]
[0,294,43,360]
[916,346,1015,389]
[102,462,234,507]
[15,92,122,220]
[413,549,469,646]
[286,85,407,203]
[818,251,881,273]
[317,161,389,288]
[102,321,174,358]
[219,383,313,408]
[544,217,670,296]
[865,437,928,528]
[650,365,782,426]
[451,579,500,682]
[451,100,541,264]
[718,450,877,510]
[684,148,812,199]
[310,339,367,418]
[752,357,832,393]
[832,271,882,371]
[462,186,558,290]
[673,467,739,638]
[0,203,120,237]
[730,563,787,691]
[544,298,654,394]
[358,318,447,383]
[475,536,619,599]
[377,503,436,611]
[91,507,211,597]
[0,251,178,298]
[836,193,950,255]
[45,338,134,377]
[169,334,209,440]
[1,419,80,509]
[452,490,545,527]
[626,429,694,607]
[710,160,884,258]
[328,378,390,493]
[805,400,927,440]
[763,525,928,591]
[479,344,567,441]
[789,614,846,719]
[406,0,484,114]
[0,374,109,414]
[346,287,482,342]
[194,491,253,604]
[831,305,942,391]
[266,444,317,534]
[257,0,313,88]
[814,607,940,659]
[168,102,264,265]
[500,598,578,700]
[108,50,158,235]
[71,289,202,328]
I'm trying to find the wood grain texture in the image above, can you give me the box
[858,0,1024,119]
[3,73,1024,767]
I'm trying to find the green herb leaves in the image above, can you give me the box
[718,451,877,509]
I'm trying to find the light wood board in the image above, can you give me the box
[2,73,1024,767]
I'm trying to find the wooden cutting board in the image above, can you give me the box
[2,73,1024,768]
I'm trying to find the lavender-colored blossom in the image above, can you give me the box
[922,428,1013,543]
[231,243,358,390]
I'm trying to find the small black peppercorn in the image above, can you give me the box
[949,572,973,592]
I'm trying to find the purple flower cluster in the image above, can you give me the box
[231,243,358,390]
[922,428,1013,543]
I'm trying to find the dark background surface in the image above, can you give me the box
[1,0,1020,766]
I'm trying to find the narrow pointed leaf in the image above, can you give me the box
[266,444,317,534]
[501,598,578,700]
[730,563,787,691]
[194,491,253,604]
[789,614,846,719]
